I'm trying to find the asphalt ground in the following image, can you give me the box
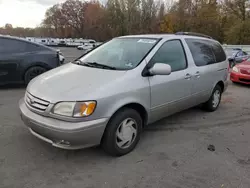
[1,47,250,188]
[59,47,84,63]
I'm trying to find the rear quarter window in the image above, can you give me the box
[208,41,226,62]
[185,38,216,66]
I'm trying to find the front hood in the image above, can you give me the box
[27,63,127,103]
[237,62,250,69]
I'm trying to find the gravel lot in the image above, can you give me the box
[1,47,250,188]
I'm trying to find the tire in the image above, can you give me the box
[102,108,143,156]
[24,66,46,85]
[202,85,222,112]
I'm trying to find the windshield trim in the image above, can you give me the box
[72,37,162,70]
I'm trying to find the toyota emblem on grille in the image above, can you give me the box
[30,98,35,104]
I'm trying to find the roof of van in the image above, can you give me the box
[118,34,218,41]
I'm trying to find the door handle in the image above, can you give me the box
[184,73,192,79]
[194,71,200,78]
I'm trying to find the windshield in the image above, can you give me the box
[77,38,159,70]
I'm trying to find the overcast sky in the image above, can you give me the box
[0,0,65,28]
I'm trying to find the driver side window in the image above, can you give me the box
[150,40,187,72]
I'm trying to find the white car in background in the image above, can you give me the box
[77,42,95,50]
[77,42,103,50]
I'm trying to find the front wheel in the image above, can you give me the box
[202,85,222,112]
[101,108,142,156]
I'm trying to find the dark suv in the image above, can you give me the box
[0,35,65,85]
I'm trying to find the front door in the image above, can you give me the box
[148,39,193,122]
[0,54,20,83]
[0,38,22,83]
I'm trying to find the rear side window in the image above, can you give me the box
[150,40,187,72]
[185,39,215,66]
[0,38,43,53]
[209,41,226,62]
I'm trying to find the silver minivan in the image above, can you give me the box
[19,33,228,156]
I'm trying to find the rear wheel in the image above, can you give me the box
[202,85,222,112]
[24,66,46,85]
[102,108,142,156]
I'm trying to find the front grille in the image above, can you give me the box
[25,92,50,111]
[239,78,250,83]
[240,69,250,75]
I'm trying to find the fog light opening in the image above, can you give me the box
[57,140,71,146]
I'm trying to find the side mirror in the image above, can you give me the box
[149,63,171,76]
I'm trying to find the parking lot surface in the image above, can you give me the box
[1,48,250,188]
[59,47,84,63]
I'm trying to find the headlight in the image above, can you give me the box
[232,66,239,72]
[52,101,96,117]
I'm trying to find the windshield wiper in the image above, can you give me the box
[82,62,117,70]
[74,60,117,70]
[73,60,95,67]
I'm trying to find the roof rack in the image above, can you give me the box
[175,32,213,39]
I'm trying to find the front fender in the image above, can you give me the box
[92,89,151,121]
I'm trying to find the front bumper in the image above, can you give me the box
[19,99,108,149]
[230,72,250,84]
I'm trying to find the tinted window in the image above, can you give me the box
[185,39,216,66]
[243,51,248,55]
[0,38,42,53]
[150,40,187,72]
[209,41,226,62]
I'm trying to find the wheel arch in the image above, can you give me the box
[106,102,149,128]
[118,103,148,127]
[22,62,51,81]
[216,80,225,92]
[208,80,225,100]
